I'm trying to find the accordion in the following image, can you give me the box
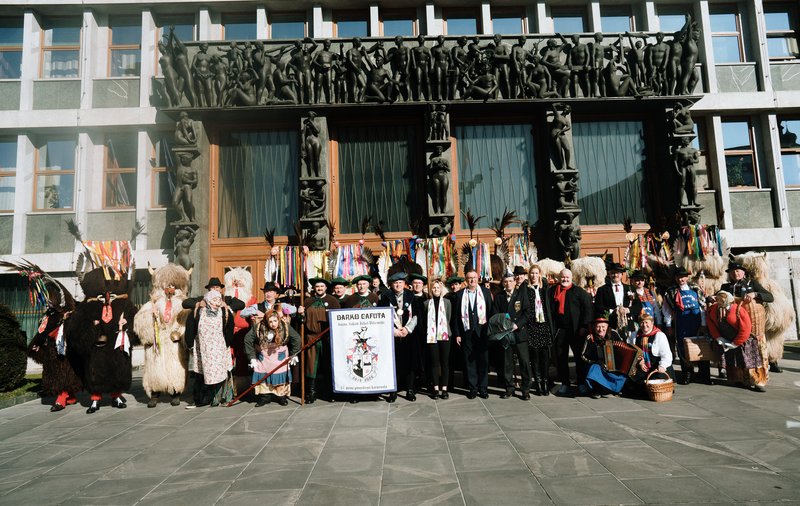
[597,340,643,377]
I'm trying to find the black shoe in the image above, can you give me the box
[478,391,489,399]
[539,381,550,396]
[147,397,158,408]
[440,391,449,399]
[770,362,782,373]
[499,391,509,399]
[170,394,181,406]
[753,385,767,392]
[86,402,99,414]
[113,398,127,409]
[718,369,727,379]
[466,391,477,399]
[387,392,397,403]
[430,391,439,400]
[679,366,693,385]
[521,392,531,401]
[277,396,289,406]
[407,391,416,402]
[255,395,271,407]
[50,403,65,412]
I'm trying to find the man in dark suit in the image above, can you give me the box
[593,263,632,331]
[379,272,420,402]
[494,272,533,399]
[451,268,495,399]
[548,268,593,396]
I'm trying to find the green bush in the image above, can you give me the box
[0,304,27,392]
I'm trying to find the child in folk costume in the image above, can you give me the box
[707,290,768,392]
[425,279,452,399]
[244,308,300,406]
[133,264,191,408]
[629,312,675,395]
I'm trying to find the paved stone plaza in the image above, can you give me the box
[2,354,800,506]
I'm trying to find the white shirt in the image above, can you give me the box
[612,284,624,306]
[627,330,673,369]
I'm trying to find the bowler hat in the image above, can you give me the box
[261,282,280,292]
[513,266,527,276]
[726,262,745,272]
[205,277,224,289]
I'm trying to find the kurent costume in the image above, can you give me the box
[302,278,340,403]
[379,272,422,402]
[66,267,138,414]
[133,264,192,407]
[451,281,495,398]
[707,291,768,392]
[494,280,533,399]
[244,310,301,406]
[662,268,707,384]
[525,279,554,396]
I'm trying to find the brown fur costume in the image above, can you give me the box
[66,268,138,395]
[134,264,191,398]
[28,307,83,398]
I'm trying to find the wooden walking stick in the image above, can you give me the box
[226,328,329,407]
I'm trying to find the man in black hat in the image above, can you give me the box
[494,272,533,399]
[629,270,661,333]
[241,281,300,319]
[513,266,528,289]
[721,262,777,371]
[662,266,708,385]
[408,273,428,299]
[593,263,633,331]
[379,272,421,402]
[302,278,340,403]
[451,268,496,399]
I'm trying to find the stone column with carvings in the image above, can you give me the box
[547,103,581,260]
[426,104,455,237]
[299,112,330,250]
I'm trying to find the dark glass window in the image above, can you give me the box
[0,17,23,79]
[104,133,138,208]
[271,15,306,39]
[223,14,257,40]
[601,6,635,32]
[722,120,758,188]
[0,137,16,211]
[492,13,525,34]
[764,4,799,60]
[778,118,800,186]
[552,9,587,33]
[445,12,479,36]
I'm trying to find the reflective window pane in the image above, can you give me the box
[36,174,74,209]
[105,172,136,207]
[224,18,256,40]
[271,19,305,39]
[725,154,755,186]
[106,135,138,168]
[0,138,15,169]
[658,14,686,33]
[382,18,414,37]
[0,51,21,78]
[601,15,632,32]
[722,121,751,150]
[43,19,81,46]
[0,17,23,46]
[42,50,80,78]
[0,176,15,210]
[154,170,174,207]
[713,35,742,63]
[710,12,737,32]
[783,154,800,186]
[446,17,478,36]
[111,19,141,45]
[493,16,524,34]
[765,11,791,31]
[110,48,140,76]
[336,19,368,38]
[158,20,194,43]
[779,119,800,148]
[39,139,76,170]
[767,36,794,58]
[552,15,586,33]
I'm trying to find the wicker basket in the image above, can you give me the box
[645,370,674,402]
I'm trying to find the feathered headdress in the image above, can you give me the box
[0,258,75,311]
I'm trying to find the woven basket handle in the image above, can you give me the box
[646,370,671,383]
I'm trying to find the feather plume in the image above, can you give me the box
[623,217,633,234]
[461,209,484,239]
[489,209,518,238]
[130,219,145,242]
[373,220,387,242]
[65,218,83,243]
[359,216,371,237]
[0,258,75,311]
[263,227,276,246]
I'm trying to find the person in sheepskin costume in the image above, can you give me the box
[134,263,192,407]
[224,267,257,394]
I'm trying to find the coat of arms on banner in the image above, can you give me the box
[346,326,379,382]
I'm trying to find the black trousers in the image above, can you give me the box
[426,341,451,389]
[395,336,417,392]
[530,346,550,383]
[462,330,488,393]
[554,328,586,385]
[503,337,532,393]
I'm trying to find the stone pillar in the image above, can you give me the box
[299,112,330,250]
[425,104,454,237]
[547,103,581,261]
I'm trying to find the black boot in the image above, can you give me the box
[277,395,289,406]
[386,392,397,403]
[147,394,159,408]
[170,394,181,406]
[305,379,316,404]
[696,361,712,385]
[255,394,271,407]
[407,390,416,402]
[679,361,694,385]
[770,362,782,373]
[539,380,550,396]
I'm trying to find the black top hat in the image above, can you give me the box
[630,270,647,280]
[408,273,428,283]
[726,262,745,272]
[308,277,331,287]
[607,263,626,273]
[513,266,527,276]
[205,277,224,289]
[261,282,280,292]
[673,266,691,278]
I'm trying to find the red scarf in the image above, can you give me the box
[636,325,662,370]
[674,290,685,311]
[554,283,572,315]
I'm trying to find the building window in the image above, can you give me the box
[35,138,76,210]
[334,12,368,38]
[0,17,23,79]
[337,125,419,234]
[0,137,16,211]
[269,14,306,39]
[157,16,195,43]
[551,8,587,33]
[41,17,81,78]
[104,134,137,208]
[492,10,526,34]
[600,6,635,32]
[573,121,647,225]
[722,120,759,188]
[109,16,141,77]
[456,124,538,227]
[779,119,800,186]
[380,11,416,37]
[690,119,711,191]
[657,6,692,33]
[151,137,174,209]
[710,7,745,63]
[443,11,480,36]
[222,13,257,41]
[218,130,298,238]
[764,4,799,60]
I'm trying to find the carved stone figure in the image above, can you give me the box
[430,35,450,101]
[490,34,513,99]
[429,216,453,237]
[364,54,399,103]
[589,33,608,97]
[312,40,336,104]
[174,227,196,271]
[174,112,196,146]
[554,172,579,210]
[211,54,228,106]
[345,38,368,103]
[524,53,560,98]
[563,34,590,98]
[172,153,197,225]
[168,26,196,107]
[289,37,318,104]
[300,180,326,219]
[229,68,258,107]
[674,136,699,207]
[428,104,449,141]
[511,36,529,98]
[678,15,701,95]
[449,36,469,100]
[558,218,582,260]
[273,61,299,104]
[541,38,570,97]
[410,35,432,101]
[549,103,574,171]
[670,101,695,135]
[158,38,180,107]
[192,42,215,107]
[302,112,322,178]
[307,221,328,250]
[646,32,670,95]
[428,146,450,215]
[463,63,499,102]
[388,36,411,102]
[625,33,647,89]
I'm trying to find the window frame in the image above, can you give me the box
[102,134,138,210]
[108,16,142,78]
[778,118,800,187]
[490,8,527,35]
[0,16,24,80]
[550,7,589,34]
[599,5,636,32]
[763,3,799,61]
[221,12,257,41]
[149,135,172,209]
[0,136,16,213]
[39,16,82,79]
[33,137,76,212]
[379,9,418,37]
[332,10,369,38]
[721,118,761,189]
[154,15,196,76]
[709,5,745,63]
[442,9,481,36]
[268,12,308,39]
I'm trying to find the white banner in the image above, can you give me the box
[329,308,396,394]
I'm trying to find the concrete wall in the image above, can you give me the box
[730,191,776,229]
[92,79,140,109]
[32,81,81,110]
[86,211,136,241]
[25,213,76,254]
[0,82,21,111]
